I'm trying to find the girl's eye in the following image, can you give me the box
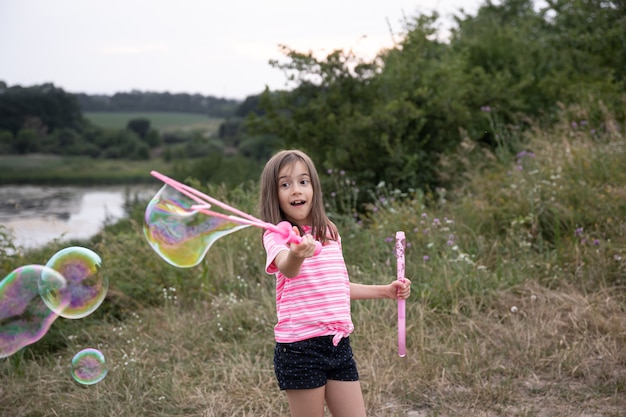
[300,179,309,185]
[279,182,290,189]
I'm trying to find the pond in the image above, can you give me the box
[0,185,159,250]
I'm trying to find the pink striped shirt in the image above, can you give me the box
[263,227,353,346]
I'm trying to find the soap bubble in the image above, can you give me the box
[38,265,72,316]
[71,348,108,385]
[45,246,107,319]
[144,185,248,268]
[0,265,69,358]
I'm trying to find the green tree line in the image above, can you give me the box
[0,82,160,160]
[75,90,239,117]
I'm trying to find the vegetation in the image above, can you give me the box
[0,83,160,162]
[1,104,624,416]
[0,85,239,171]
[0,154,173,185]
[84,112,223,133]
[247,0,626,204]
[0,3,625,412]
[75,90,238,117]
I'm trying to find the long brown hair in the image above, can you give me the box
[258,149,337,243]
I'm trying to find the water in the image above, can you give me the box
[0,185,158,250]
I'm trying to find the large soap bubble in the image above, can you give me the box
[44,246,107,319]
[144,185,248,268]
[0,265,69,358]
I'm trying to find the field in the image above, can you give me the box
[0,110,625,416]
[0,154,174,185]
[0,111,227,185]
[84,111,223,133]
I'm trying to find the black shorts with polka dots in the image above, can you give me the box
[274,335,359,390]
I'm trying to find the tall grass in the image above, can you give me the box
[1,108,624,416]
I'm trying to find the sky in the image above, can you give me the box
[1,0,485,100]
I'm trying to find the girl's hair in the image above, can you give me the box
[258,149,337,244]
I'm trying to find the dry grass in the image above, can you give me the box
[1,281,624,416]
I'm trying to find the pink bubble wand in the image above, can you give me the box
[149,170,320,254]
[396,231,406,357]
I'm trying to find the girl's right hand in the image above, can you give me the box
[289,227,318,258]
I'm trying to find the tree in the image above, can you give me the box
[142,129,162,148]
[0,130,14,154]
[126,118,151,139]
[0,83,84,136]
[449,0,625,131]
[248,18,458,196]
[15,129,38,154]
[249,47,383,185]
[543,0,626,84]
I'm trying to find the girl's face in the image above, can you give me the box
[277,160,313,226]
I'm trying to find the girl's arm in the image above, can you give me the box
[350,279,411,300]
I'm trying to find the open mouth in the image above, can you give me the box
[291,200,306,206]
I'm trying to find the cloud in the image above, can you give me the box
[100,43,170,56]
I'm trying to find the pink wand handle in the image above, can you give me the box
[273,221,322,256]
[396,231,406,357]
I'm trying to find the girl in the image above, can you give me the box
[258,149,411,417]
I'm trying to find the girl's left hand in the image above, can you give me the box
[390,278,411,299]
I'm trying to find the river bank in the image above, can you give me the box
[0,184,158,249]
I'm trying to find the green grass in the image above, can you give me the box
[84,111,223,133]
[0,154,174,185]
[1,105,625,416]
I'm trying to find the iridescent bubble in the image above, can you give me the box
[38,266,72,316]
[44,246,108,319]
[71,348,108,385]
[0,265,69,358]
[144,185,248,268]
